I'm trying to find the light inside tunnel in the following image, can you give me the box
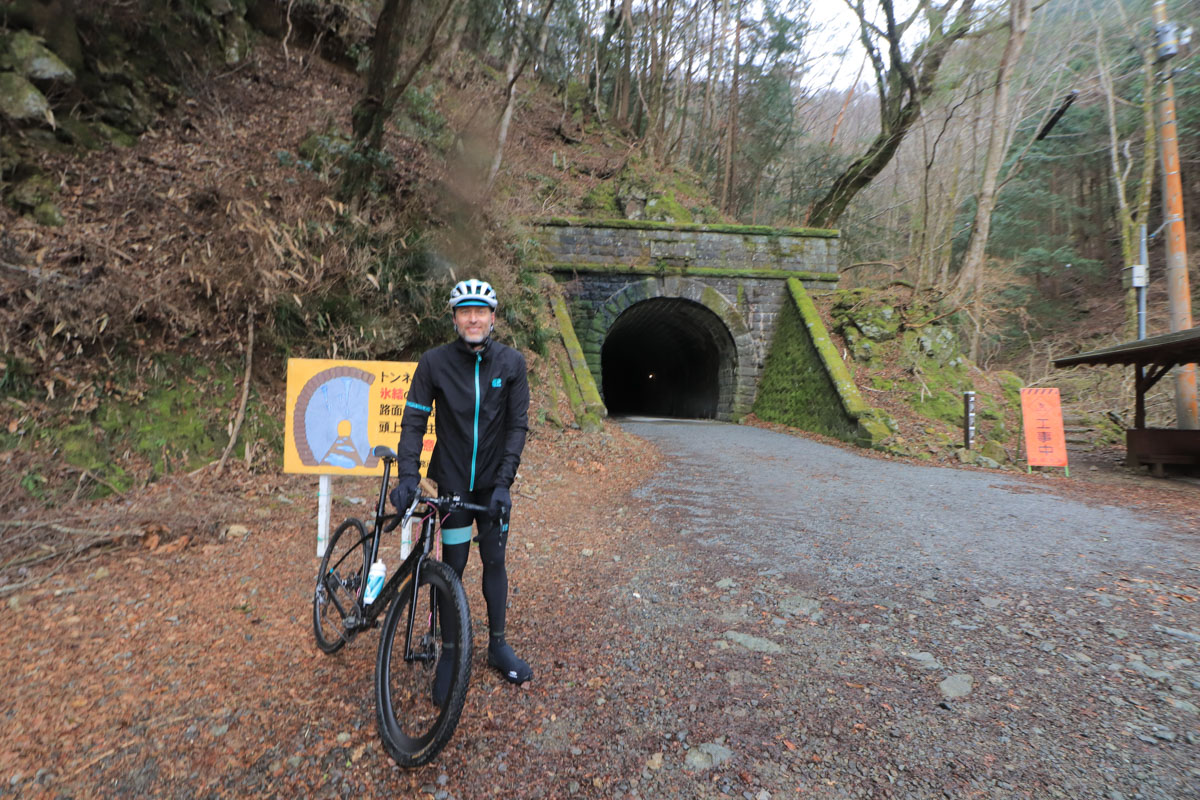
[601,298,736,419]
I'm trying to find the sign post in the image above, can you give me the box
[1019,387,1069,476]
[283,359,434,557]
[317,474,331,557]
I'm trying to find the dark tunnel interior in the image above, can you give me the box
[601,298,735,419]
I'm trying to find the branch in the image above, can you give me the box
[218,309,255,474]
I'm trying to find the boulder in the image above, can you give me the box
[0,72,52,124]
[0,31,75,83]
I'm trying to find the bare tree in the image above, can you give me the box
[950,0,1032,331]
[806,0,980,228]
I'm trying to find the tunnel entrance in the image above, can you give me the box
[601,298,737,419]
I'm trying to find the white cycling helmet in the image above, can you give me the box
[448,278,498,310]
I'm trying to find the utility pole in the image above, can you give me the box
[1152,0,1198,429]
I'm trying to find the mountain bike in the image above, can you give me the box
[312,444,485,767]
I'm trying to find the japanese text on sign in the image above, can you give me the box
[1019,387,1068,468]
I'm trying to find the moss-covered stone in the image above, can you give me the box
[830,288,901,342]
[643,189,693,223]
[9,172,55,209]
[1,30,75,82]
[980,439,1009,464]
[755,279,897,451]
[54,117,105,149]
[545,262,838,282]
[93,121,137,147]
[755,288,859,442]
[580,182,619,216]
[0,71,51,123]
[534,216,839,238]
[32,201,63,226]
[547,281,606,422]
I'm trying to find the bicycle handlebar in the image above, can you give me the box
[382,495,492,533]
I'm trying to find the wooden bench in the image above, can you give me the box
[1126,429,1200,476]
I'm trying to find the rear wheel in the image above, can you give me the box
[374,559,472,767]
[312,518,369,654]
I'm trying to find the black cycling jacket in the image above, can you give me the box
[396,337,529,492]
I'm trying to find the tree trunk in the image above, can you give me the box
[719,12,741,215]
[951,0,1032,359]
[487,0,557,191]
[807,0,978,229]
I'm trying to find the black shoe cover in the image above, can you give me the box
[487,639,533,684]
[432,647,455,706]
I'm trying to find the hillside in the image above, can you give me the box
[2,3,1195,524]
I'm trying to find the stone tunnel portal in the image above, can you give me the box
[601,298,737,419]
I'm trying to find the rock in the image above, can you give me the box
[0,31,75,83]
[581,548,593,557]
[715,578,737,589]
[1153,625,1200,643]
[646,752,663,770]
[724,631,783,653]
[1128,661,1171,682]
[974,454,1002,470]
[939,674,974,698]
[7,595,18,611]
[779,595,821,617]
[980,596,1004,609]
[685,742,734,769]
[1166,697,1199,714]
[32,202,63,226]
[1105,626,1129,639]
[980,439,1009,465]
[90,566,110,581]
[209,723,229,737]
[0,73,51,123]
[906,651,943,670]
[336,732,351,744]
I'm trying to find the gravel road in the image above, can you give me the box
[5,420,1198,800]
[608,418,1200,800]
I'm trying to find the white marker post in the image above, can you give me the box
[317,474,332,558]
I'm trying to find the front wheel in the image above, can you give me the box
[312,518,369,654]
[374,559,472,767]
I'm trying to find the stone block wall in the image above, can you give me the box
[528,219,841,421]
[532,218,839,273]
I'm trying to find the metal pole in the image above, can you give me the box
[963,391,976,450]
[317,474,331,558]
[1137,224,1149,340]
[1153,0,1199,428]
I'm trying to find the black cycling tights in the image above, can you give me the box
[441,511,509,640]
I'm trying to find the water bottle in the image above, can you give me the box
[364,561,386,605]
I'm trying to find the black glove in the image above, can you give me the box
[389,476,419,511]
[488,485,511,521]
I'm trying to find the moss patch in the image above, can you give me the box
[23,355,283,501]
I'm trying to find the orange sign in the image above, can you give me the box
[1020,387,1068,468]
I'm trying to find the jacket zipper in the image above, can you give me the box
[470,351,481,491]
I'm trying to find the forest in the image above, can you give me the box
[1,0,1198,505]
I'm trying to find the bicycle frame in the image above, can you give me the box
[353,456,436,633]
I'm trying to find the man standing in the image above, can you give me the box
[391,278,533,699]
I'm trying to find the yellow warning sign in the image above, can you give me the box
[283,359,434,476]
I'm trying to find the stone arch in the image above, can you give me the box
[580,277,756,420]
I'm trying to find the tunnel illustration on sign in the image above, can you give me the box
[292,366,381,470]
[601,298,737,419]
